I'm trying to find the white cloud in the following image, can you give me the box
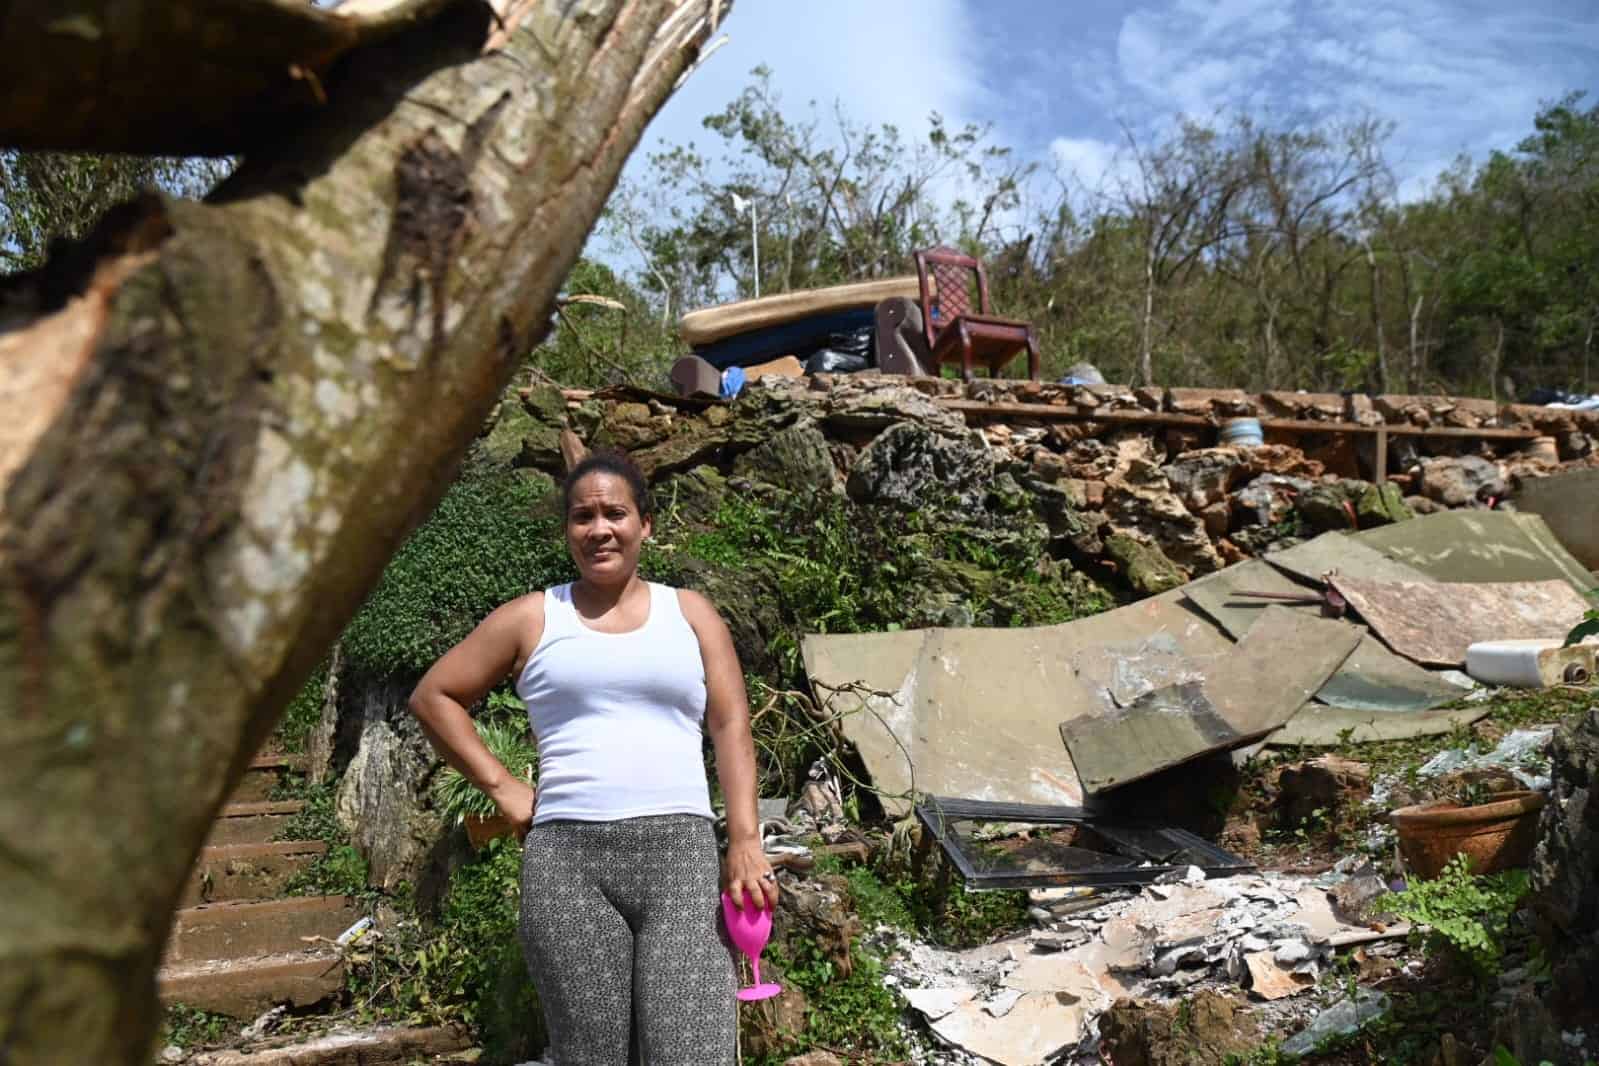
[1048,0,1599,198]
[632,0,987,165]
[1049,136,1136,200]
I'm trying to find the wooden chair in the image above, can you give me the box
[913,247,1040,381]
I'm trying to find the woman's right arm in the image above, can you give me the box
[407,594,543,835]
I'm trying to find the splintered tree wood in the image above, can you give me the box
[0,1,727,1060]
[0,0,459,153]
[1060,607,1361,795]
[1329,577,1592,667]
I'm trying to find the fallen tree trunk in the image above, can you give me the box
[0,1,724,1060]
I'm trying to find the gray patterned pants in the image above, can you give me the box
[519,815,737,1066]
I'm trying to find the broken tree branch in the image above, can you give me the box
[0,1,728,1059]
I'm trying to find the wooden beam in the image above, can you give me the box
[936,398,1542,441]
[938,399,1208,427]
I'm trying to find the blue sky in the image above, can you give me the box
[628,0,1599,205]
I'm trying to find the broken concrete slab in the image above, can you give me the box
[1354,511,1595,592]
[888,870,1397,1065]
[1181,557,1466,716]
[1265,530,1432,586]
[805,592,1236,815]
[1181,559,1324,641]
[1512,467,1599,570]
[1057,589,1235,716]
[1244,951,1314,1000]
[1060,608,1361,794]
[926,990,1091,1065]
[1269,703,1489,747]
[803,627,1086,816]
[1330,576,1591,667]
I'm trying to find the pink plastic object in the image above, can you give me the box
[721,891,781,1002]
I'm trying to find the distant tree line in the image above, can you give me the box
[5,75,1594,399]
[599,71,1597,398]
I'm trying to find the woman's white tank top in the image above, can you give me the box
[515,582,713,824]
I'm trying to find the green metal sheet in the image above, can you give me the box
[1265,531,1431,586]
[1270,704,1489,747]
[1182,559,1464,714]
[1354,511,1595,592]
[1060,607,1360,794]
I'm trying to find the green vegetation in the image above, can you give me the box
[432,707,540,824]
[1376,854,1531,977]
[346,837,540,1062]
[757,938,907,1066]
[683,490,1105,670]
[604,78,1599,397]
[274,778,373,900]
[1567,589,1599,646]
[819,853,1029,950]
[1,151,227,272]
[159,1004,239,1050]
[275,658,329,754]
[340,459,577,679]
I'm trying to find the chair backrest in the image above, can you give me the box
[913,247,993,350]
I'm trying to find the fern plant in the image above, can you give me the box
[432,718,540,824]
[1375,853,1529,976]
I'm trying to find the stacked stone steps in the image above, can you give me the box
[160,752,349,1019]
[160,751,476,1062]
[207,801,306,846]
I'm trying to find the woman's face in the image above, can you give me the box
[565,472,652,585]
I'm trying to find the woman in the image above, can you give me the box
[408,449,775,1066]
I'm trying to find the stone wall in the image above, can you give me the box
[526,373,1598,598]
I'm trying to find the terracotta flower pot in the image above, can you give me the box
[1389,789,1546,880]
[464,813,513,849]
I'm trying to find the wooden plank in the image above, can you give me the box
[1260,417,1539,440]
[938,400,1206,426]
[936,398,1542,440]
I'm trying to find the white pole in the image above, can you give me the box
[750,201,760,299]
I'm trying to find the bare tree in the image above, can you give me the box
[0,1,723,1061]
[1112,119,1249,386]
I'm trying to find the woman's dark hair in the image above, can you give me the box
[561,448,653,519]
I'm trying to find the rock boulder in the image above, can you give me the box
[1529,708,1599,1024]
[846,421,994,510]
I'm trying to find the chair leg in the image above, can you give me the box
[960,326,974,381]
[1026,330,1041,381]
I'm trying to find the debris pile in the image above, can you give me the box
[879,865,1407,1065]
[519,373,1599,603]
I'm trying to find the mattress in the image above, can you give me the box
[678,275,920,346]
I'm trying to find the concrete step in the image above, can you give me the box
[207,801,306,847]
[184,841,327,906]
[194,1026,474,1065]
[158,950,344,1019]
[166,896,360,965]
[231,753,308,803]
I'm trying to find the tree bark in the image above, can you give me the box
[0,1,724,1061]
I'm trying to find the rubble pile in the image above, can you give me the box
[510,373,1599,600]
[877,863,1406,1066]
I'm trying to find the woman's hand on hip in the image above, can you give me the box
[723,837,778,911]
[489,779,536,840]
